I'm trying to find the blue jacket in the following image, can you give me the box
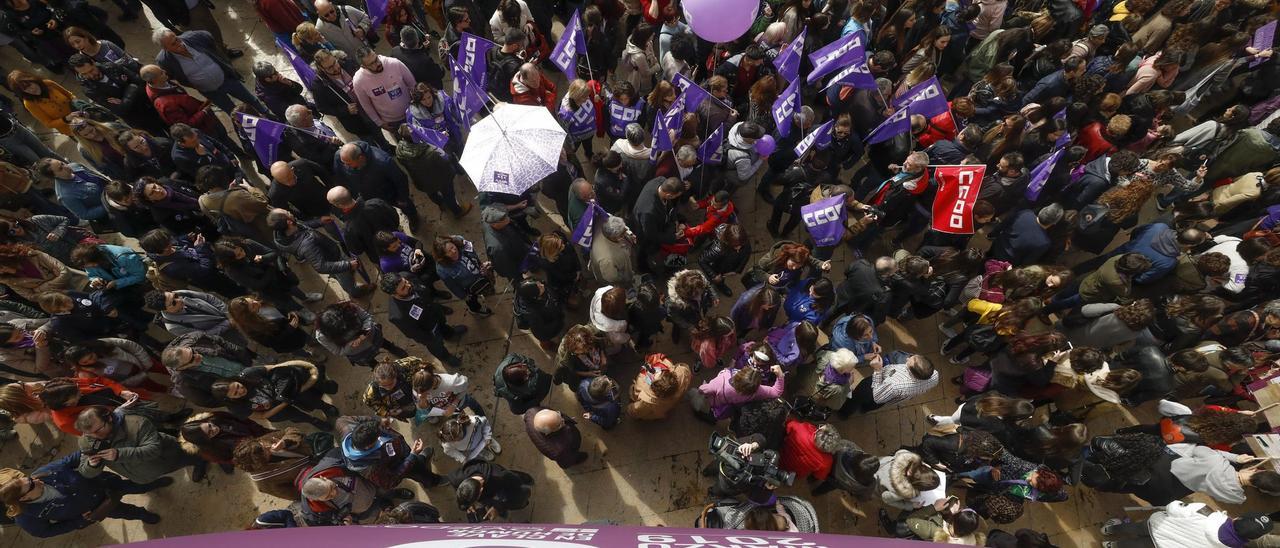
[14,452,117,538]
[170,131,236,180]
[783,280,827,324]
[332,140,411,206]
[53,164,108,221]
[154,31,239,90]
[575,378,621,429]
[1023,69,1069,106]
[1114,223,1180,284]
[829,313,879,362]
[988,209,1051,266]
[84,244,148,289]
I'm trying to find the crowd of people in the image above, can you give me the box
[0,0,1276,545]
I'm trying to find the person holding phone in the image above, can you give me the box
[0,452,171,537]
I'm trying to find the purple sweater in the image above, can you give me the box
[698,368,785,419]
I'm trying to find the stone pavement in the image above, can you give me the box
[0,4,1274,546]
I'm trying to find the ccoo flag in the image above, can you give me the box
[773,29,806,83]
[235,112,286,168]
[570,202,607,250]
[698,123,725,165]
[1025,148,1065,201]
[794,119,835,157]
[807,31,866,84]
[672,72,714,113]
[772,76,801,138]
[550,9,588,78]
[824,60,876,91]
[276,38,317,89]
[366,0,388,30]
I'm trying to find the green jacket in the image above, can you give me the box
[1078,255,1131,305]
[78,414,190,484]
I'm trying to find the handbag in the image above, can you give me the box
[962,366,993,394]
[966,324,1002,352]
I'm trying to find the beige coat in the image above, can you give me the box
[0,250,87,301]
[627,362,692,420]
[1210,172,1263,216]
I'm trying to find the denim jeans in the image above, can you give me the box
[0,124,62,166]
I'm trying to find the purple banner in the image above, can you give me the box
[559,99,597,139]
[454,32,495,96]
[366,0,387,30]
[124,523,927,547]
[865,106,910,144]
[234,112,285,168]
[807,31,866,84]
[1251,20,1276,67]
[698,123,725,164]
[802,193,848,246]
[405,108,451,149]
[551,9,587,77]
[773,28,806,83]
[772,76,801,138]
[892,77,946,111]
[1025,147,1065,201]
[824,60,876,91]
[570,201,605,250]
[653,103,679,153]
[276,38,317,89]
[672,73,713,113]
[607,97,645,138]
[794,119,834,157]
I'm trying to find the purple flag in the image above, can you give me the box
[772,76,801,138]
[794,120,834,157]
[672,73,714,112]
[405,108,451,149]
[276,38,317,89]
[551,9,588,77]
[570,202,606,250]
[892,77,946,112]
[865,107,911,144]
[453,32,494,94]
[607,97,646,138]
[234,113,285,168]
[824,60,876,91]
[1054,129,1072,148]
[1025,147,1065,201]
[1251,21,1276,67]
[698,123,725,165]
[801,193,848,247]
[653,104,679,152]
[807,31,866,84]
[366,0,388,30]
[774,29,806,83]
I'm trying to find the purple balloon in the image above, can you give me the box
[683,0,760,43]
[755,134,777,155]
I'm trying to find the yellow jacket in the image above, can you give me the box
[23,81,76,136]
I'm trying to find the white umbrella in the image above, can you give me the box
[459,103,567,196]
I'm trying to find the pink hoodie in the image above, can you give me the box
[351,55,417,127]
[1125,53,1178,96]
[699,367,785,419]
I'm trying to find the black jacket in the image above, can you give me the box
[389,46,444,89]
[385,287,448,343]
[268,159,333,220]
[593,168,628,214]
[274,224,352,275]
[698,225,752,276]
[77,63,165,134]
[832,259,892,324]
[335,198,401,262]
[281,128,341,173]
[629,177,680,249]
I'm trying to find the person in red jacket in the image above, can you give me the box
[139,65,228,142]
[780,418,836,482]
[510,63,557,112]
[1077,114,1130,163]
[683,191,736,241]
[253,0,309,44]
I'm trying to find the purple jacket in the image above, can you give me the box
[698,367,785,420]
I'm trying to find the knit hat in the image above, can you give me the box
[1089,24,1110,37]
[1233,513,1274,540]
[480,206,509,224]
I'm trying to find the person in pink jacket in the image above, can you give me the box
[351,47,417,131]
[1125,51,1181,96]
[697,360,785,420]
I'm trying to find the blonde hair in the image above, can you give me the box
[293,22,324,48]
[567,79,590,104]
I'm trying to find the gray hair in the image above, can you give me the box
[625,123,646,146]
[675,145,697,164]
[151,28,176,47]
[602,216,629,240]
[795,105,815,127]
[301,477,334,499]
[1263,299,1280,320]
[827,348,859,374]
[1037,203,1065,227]
[876,77,892,97]
[284,104,311,126]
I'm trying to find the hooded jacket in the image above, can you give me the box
[13,454,124,538]
[875,449,930,510]
[492,353,551,414]
[1113,223,1181,284]
[697,365,785,420]
[627,358,692,420]
[1168,443,1248,505]
[780,418,834,481]
[274,223,351,275]
[722,122,764,187]
[1063,155,1113,211]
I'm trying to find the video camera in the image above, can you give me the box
[708,432,795,489]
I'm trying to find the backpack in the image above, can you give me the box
[144,258,187,291]
[488,52,521,102]
[204,187,267,239]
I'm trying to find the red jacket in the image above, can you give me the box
[510,76,557,112]
[1077,121,1116,163]
[50,376,128,436]
[917,110,958,148]
[147,84,220,136]
[780,418,834,481]
[253,0,307,34]
[684,198,735,240]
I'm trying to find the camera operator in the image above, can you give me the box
[705,432,793,503]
